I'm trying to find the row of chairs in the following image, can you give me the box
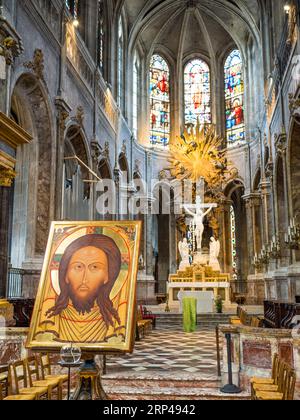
[251,353,296,400]
[0,355,68,400]
[230,307,264,328]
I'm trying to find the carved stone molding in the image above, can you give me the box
[23,49,45,81]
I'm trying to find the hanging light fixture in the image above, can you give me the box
[73,18,79,27]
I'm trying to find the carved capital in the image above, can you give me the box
[134,159,141,174]
[71,105,84,127]
[103,141,110,160]
[265,161,274,178]
[0,36,17,65]
[0,17,24,65]
[121,139,127,156]
[275,132,287,154]
[243,193,261,209]
[55,97,71,132]
[0,167,16,187]
[91,140,102,163]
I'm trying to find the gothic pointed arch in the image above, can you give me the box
[10,72,55,269]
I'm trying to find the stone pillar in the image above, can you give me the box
[145,200,154,277]
[0,184,11,297]
[260,180,272,244]
[276,135,291,267]
[169,211,177,275]
[54,99,70,220]
[243,194,260,274]
[113,168,120,221]
[0,16,31,305]
[244,194,266,303]
[220,200,232,275]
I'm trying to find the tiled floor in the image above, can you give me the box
[106,327,220,376]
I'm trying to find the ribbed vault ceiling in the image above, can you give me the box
[123,0,261,59]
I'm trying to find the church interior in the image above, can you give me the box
[1,0,300,401]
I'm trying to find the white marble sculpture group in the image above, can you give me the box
[179,193,221,272]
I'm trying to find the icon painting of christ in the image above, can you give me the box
[26,221,142,353]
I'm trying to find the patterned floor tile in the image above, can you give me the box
[106,327,222,377]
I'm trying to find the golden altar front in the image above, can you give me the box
[167,265,231,306]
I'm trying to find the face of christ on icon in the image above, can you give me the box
[46,234,122,328]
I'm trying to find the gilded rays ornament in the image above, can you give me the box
[168,122,228,188]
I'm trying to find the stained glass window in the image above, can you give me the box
[98,0,105,72]
[184,59,211,127]
[133,53,140,139]
[225,50,245,146]
[66,0,79,18]
[118,18,124,109]
[230,205,238,281]
[149,55,170,147]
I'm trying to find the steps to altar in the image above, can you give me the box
[103,376,250,400]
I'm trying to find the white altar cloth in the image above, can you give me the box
[178,291,214,314]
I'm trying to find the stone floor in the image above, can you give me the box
[105,327,219,376]
[103,326,250,400]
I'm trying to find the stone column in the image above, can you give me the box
[219,200,232,275]
[146,200,154,277]
[260,180,272,244]
[243,194,258,274]
[113,168,121,221]
[54,99,70,220]
[0,182,11,297]
[169,211,177,275]
[0,20,26,298]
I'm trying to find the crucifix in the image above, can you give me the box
[183,179,217,252]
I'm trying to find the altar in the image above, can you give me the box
[168,265,231,308]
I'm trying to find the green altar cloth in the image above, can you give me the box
[183,297,197,333]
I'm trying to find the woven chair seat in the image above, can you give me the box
[256,391,283,401]
[4,394,36,400]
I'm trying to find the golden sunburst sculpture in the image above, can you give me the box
[168,123,230,188]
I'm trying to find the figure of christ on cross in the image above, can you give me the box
[184,195,217,253]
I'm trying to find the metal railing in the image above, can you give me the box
[6,268,24,299]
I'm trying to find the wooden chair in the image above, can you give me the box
[40,353,68,399]
[137,307,152,338]
[251,354,281,398]
[230,308,249,326]
[25,356,62,400]
[0,382,36,401]
[254,363,296,400]
[12,360,49,400]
